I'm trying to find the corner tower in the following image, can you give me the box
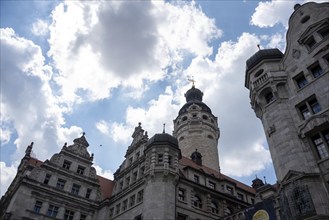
[173,86,220,171]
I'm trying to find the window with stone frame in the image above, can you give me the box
[33,200,42,213]
[116,203,121,214]
[133,171,138,182]
[109,208,114,217]
[318,25,329,39]
[158,154,163,163]
[64,210,75,220]
[308,62,324,78]
[137,190,144,203]
[294,72,308,89]
[211,200,219,214]
[80,214,87,220]
[130,195,136,207]
[305,36,316,49]
[43,174,51,185]
[226,186,233,195]
[134,214,142,220]
[122,199,128,211]
[194,175,199,183]
[311,129,329,159]
[126,176,130,187]
[46,204,59,217]
[265,91,275,104]
[56,178,66,190]
[177,213,187,220]
[290,185,315,218]
[62,160,72,170]
[178,188,185,201]
[168,155,173,165]
[297,96,321,120]
[237,193,244,201]
[71,183,81,195]
[85,188,92,199]
[119,181,123,191]
[76,165,85,175]
[192,195,202,209]
[208,181,216,190]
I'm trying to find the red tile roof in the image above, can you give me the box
[97,175,115,199]
[179,156,255,194]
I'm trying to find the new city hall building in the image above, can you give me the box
[1,2,329,220]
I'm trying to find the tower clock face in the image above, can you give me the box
[252,210,269,220]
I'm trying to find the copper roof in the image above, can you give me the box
[179,156,255,194]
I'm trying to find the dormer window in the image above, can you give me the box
[319,25,329,38]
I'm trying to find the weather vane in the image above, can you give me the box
[188,76,196,87]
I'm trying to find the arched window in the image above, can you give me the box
[179,136,184,141]
[182,116,188,121]
[265,91,275,104]
[208,135,214,139]
[202,115,208,120]
[192,195,202,209]
[211,201,218,214]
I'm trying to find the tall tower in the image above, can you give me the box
[173,85,220,171]
[245,2,329,219]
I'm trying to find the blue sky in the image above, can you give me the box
[1,0,324,196]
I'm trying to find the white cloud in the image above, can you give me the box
[250,1,296,28]
[0,28,82,162]
[94,164,114,180]
[47,1,221,104]
[0,161,18,196]
[31,19,49,36]
[95,120,110,135]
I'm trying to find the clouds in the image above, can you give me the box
[47,1,221,103]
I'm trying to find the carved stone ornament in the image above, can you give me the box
[292,49,301,59]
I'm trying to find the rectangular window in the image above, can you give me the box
[177,213,187,220]
[76,166,85,175]
[119,181,123,191]
[208,181,216,190]
[33,200,42,213]
[109,208,114,217]
[62,160,71,170]
[122,199,128,211]
[319,26,329,38]
[64,210,75,220]
[71,183,81,195]
[86,188,92,199]
[194,175,199,183]
[56,178,66,190]
[312,130,329,159]
[130,195,136,207]
[294,73,308,89]
[133,171,138,182]
[237,193,244,201]
[178,188,185,201]
[251,198,255,204]
[129,157,133,165]
[158,154,163,163]
[43,174,51,185]
[227,186,233,195]
[137,190,144,203]
[80,214,86,220]
[309,63,324,78]
[168,155,173,165]
[46,204,59,217]
[126,176,130,187]
[305,36,316,49]
[297,96,321,120]
[116,203,121,214]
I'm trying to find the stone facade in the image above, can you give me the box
[245,2,329,219]
[1,87,255,220]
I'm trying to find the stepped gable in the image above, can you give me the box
[179,156,255,194]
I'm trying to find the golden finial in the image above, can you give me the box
[188,76,196,87]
